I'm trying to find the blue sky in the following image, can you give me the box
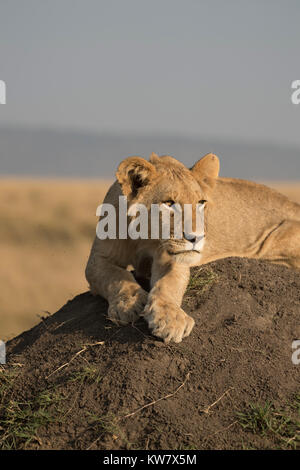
[0,0,299,146]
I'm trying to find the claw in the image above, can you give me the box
[143,300,195,343]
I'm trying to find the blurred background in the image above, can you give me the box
[0,1,299,339]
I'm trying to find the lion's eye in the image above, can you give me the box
[163,200,175,207]
[198,199,207,205]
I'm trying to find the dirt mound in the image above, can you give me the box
[1,258,300,450]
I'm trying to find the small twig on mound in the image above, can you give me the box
[119,373,190,420]
[52,318,76,332]
[130,322,153,339]
[46,347,87,379]
[205,420,238,440]
[199,387,234,414]
[45,341,104,379]
[0,363,23,371]
[86,374,190,450]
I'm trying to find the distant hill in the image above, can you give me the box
[0,127,299,180]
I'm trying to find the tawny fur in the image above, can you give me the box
[86,153,300,343]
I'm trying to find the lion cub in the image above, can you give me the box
[86,153,300,342]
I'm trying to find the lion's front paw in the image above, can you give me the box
[108,287,148,325]
[143,299,195,343]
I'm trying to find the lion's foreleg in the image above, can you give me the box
[143,257,195,342]
[86,252,148,325]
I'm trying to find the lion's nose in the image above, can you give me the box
[183,232,196,243]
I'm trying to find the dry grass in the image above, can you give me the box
[0,178,299,340]
[0,179,111,340]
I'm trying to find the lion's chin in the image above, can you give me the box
[169,250,203,265]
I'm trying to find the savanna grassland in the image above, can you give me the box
[0,179,299,340]
[0,179,111,340]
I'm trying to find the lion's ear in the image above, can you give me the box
[191,153,220,192]
[116,156,156,198]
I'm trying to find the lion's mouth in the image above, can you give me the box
[167,249,201,255]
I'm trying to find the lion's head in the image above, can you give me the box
[116,152,220,263]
